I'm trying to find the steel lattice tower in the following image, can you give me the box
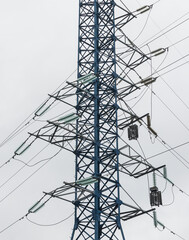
[22,0,164,239]
[71,0,124,239]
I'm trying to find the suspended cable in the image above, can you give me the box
[156,136,189,169]
[140,15,189,48]
[146,141,189,160]
[0,139,73,204]
[131,88,149,108]
[163,185,175,206]
[162,180,168,193]
[146,44,154,122]
[0,157,53,204]
[0,215,26,234]
[168,35,189,48]
[0,69,77,149]
[118,96,189,169]
[119,126,189,196]
[142,45,189,115]
[139,117,189,169]
[0,148,62,205]
[0,157,13,169]
[136,139,151,198]
[0,143,50,190]
[121,184,187,240]
[152,53,189,76]
[159,59,189,77]
[26,212,74,227]
[13,149,62,168]
[132,7,152,42]
[146,212,187,240]
[158,170,189,198]
[151,90,189,133]
[160,76,189,111]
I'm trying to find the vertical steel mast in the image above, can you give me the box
[72,0,124,239]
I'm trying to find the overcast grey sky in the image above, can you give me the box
[0,0,189,239]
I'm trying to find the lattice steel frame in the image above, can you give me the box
[72,0,125,239]
[27,1,161,239]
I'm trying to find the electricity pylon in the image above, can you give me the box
[17,0,166,239]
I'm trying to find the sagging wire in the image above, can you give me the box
[0,194,74,234]
[136,139,151,199]
[138,116,189,170]
[154,170,175,206]
[0,142,50,189]
[138,71,189,139]
[146,141,189,161]
[168,35,189,48]
[121,184,187,240]
[156,168,189,198]
[26,212,74,227]
[118,94,189,169]
[0,194,49,234]
[150,53,189,77]
[0,69,77,149]
[0,155,54,204]
[0,157,13,169]
[131,88,149,108]
[119,135,189,198]
[132,5,153,42]
[140,14,189,49]
[160,75,189,112]
[159,59,189,78]
[122,87,147,102]
[0,215,26,234]
[151,89,189,133]
[140,47,189,119]
[0,136,74,204]
[137,9,189,122]
[162,180,168,194]
[0,96,77,170]
[13,148,62,168]
[163,185,175,207]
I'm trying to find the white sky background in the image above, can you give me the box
[0,0,189,239]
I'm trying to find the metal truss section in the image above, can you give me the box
[119,144,165,178]
[29,118,95,154]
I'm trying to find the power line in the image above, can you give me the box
[13,149,62,168]
[0,143,50,191]
[0,148,62,204]
[168,35,189,48]
[146,212,187,240]
[119,97,189,170]
[162,185,175,206]
[146,141,189,160]
[132,7,152,42]
[26,212,74,227]
[0,215,26,234]
[0,69,76,149]
[0,159,50,204]
[152,53,189,76]
[151,90,189,133]
[159,59,189,77]
[0,209,73,234]
[121,184,187,240]
[140,14,189,48]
